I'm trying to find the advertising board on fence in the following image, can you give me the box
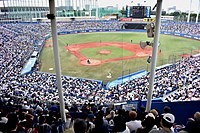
[161,31,200,40]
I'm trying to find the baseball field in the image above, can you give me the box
[40,32,200,82]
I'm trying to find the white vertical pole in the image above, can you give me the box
[72,0,74,16]
[7,0,10,22]
[76,0,78,15]
[79,0,82,17]
[146,0,163,112]
[10,1,16,22]
[82,0,85,17]
[74,0,76,10]
[76,0,78,10]
[89,0,92,18]
[92,0,93,17]
[72,0,74,10]
[81,0,85,9]
[38,0,41,18]
[95,0,98,19]
[56,0,59,16]
[16,0,21,21]
[65,0,67,9]
[187,0,192,22]
[196,0,200,23]
[48,0,67,125]
[30,0,32,19]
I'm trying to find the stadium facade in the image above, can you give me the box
[0,0,121,22]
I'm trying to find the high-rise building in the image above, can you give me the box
[167,6,176,13]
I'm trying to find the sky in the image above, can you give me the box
[0,0,199,13]
[98,0,200,12]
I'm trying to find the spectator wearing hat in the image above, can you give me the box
[149,113,175,133]
[136,113,158,133]
[126,111,142,133]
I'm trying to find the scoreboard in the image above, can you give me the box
[126,6,151,18]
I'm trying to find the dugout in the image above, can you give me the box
[122,22,148,30]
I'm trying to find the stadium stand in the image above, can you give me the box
[0,21,200,133]
[161,22,200,37]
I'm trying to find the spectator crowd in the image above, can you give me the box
[0,21,199,133]
[161,22,200,37]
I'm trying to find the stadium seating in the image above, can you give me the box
[0,21,199,133]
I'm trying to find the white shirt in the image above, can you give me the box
[126,120,142,133]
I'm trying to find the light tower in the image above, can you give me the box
[196,0,200,23]
[187,0,192,22]
[95,0,98,19]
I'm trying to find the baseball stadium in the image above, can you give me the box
[0,0,200,133]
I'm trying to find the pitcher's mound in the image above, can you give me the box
[80,59,102,66]
[98,50,112,55]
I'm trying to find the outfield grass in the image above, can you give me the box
[40,32,200,82]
